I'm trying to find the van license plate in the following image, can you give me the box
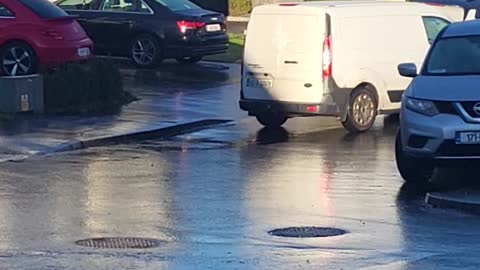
[206,24,221,32]
[246,78,273,88]
[77,47,90,57]
[456,131,480,144]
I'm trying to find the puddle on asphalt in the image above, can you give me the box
[138,140,233,152]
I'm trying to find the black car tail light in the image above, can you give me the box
[176,20,206,34]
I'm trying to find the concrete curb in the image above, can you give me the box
[52,119,233,153]
[0,119,232,163]
[425,191,480,214]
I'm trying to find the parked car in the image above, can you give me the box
[54,0,229,68]
[239,1,460,132]
[396,19,480,184]
[0,0,93,76]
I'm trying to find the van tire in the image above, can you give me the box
[342,87,378,133]
[395,131,434,184]
[256,112,287,127]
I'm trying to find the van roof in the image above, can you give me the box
[443,20,480,38]
[253,1,452,14]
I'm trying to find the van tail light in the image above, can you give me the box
[177,20,206,34]
[322,36,332,80]
[41,29,64,40]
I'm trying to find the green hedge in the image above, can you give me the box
[43,58,136,115]
[229,0,252,16]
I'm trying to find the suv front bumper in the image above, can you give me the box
[400,107,480,161]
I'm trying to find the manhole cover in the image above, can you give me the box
[268,227,347,238]
[75,237,162,249]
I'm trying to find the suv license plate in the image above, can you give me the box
[77,47,90,57]
[206,24,221,32]
[456,131,480,144]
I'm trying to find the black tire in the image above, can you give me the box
[256,112,287,128]
[342,87,378,133]
[0,41,37,76]
[395,131,434,184]
[176,56,202,64]
[130,34,162,69]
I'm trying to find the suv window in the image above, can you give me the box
[422,16,450,44]
[56,0,99,10]
[101,0,145,12]
[424,35,480,75]
[0,4,14,17]
[17,0,69,19]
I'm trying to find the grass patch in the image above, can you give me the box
[204,33,244,63]
[229,0,252,16]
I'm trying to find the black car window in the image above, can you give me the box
[422,16,450,44]
[152,0,200,11]
[56,0,97,10]
[0,4,14,17]
[17,0,69,19]
[101,0,142,12]
[139,0,153,13]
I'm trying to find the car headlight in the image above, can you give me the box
[405,97,439,116]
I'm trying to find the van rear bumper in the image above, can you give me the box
[239,99,340,116]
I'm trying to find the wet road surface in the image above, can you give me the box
[0,115,479,269]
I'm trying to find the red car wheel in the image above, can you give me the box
[0,42,37,76]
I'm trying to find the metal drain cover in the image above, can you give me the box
[75,237,162,249]
[268,227,347,238]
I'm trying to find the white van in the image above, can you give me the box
[239,1,461,132]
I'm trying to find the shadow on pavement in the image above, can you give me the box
[114,58,238,85]
[255,127,290,145]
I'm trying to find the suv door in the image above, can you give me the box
[422,16,451,44]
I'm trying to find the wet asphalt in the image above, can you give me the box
[0,62,479,269]
[0,113,479,269]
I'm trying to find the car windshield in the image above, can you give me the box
[17,0,69,19]
[152,0,201,11]
[424,35,480,76]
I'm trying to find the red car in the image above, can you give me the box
[0,0,93,76]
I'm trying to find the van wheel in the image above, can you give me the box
[395,131,434,184]
[342,87,378,133]
[256,112,287,127]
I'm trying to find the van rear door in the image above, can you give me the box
[242,7,326,104]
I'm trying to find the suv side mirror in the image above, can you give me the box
[398,63,418,78]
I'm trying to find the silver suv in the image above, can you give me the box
[396,20,480,184]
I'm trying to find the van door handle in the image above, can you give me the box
[284,60,298,64]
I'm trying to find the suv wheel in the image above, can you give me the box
[130,34,162,68]
[342,87,378,133]
[256,112,287,128]
[395,131,434,184]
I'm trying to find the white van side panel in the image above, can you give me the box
[243,12,326,103]
[333,14,430,111]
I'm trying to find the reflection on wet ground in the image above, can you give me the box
[0,116,479,269]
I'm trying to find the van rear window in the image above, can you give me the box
[17,0,69,19]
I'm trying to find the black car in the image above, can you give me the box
[54,0,229,67]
